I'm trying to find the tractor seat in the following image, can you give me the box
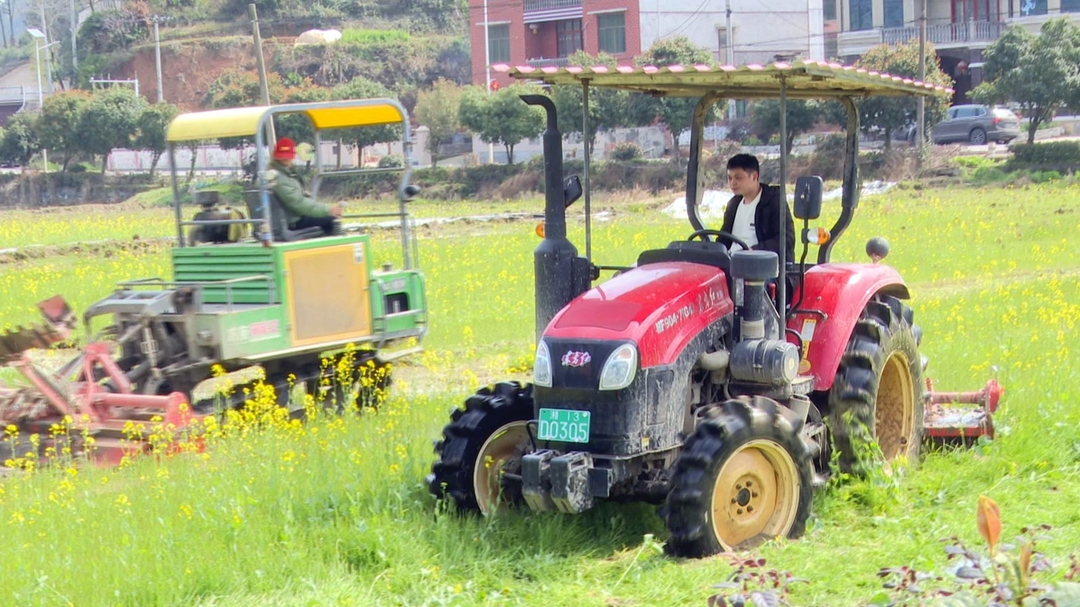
[243,190,326,242]
[636,240,732,272]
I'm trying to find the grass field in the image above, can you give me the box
[1,181,1080,606]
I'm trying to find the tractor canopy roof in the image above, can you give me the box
[165,98,408,143]
[498,59,952,99]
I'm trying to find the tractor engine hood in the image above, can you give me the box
[543,262,733,369]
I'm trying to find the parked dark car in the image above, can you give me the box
[932,105,1020,145]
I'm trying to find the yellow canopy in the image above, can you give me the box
[166,99,407,143]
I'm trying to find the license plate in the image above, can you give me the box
[538,408,591,443]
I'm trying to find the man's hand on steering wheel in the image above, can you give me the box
[686,229,752,252]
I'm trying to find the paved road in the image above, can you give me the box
[0,62,38,88]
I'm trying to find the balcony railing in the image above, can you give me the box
[882,21,1004,46]
[523,0,581,11]
[526,57,570,68]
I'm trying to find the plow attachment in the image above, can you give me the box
[923,377,1003,443]
[1,297,204,468]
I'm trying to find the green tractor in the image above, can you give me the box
[0,98,428,463]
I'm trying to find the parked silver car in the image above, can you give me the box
[931,104,1020,145]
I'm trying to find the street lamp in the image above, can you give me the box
[27,28,59,173]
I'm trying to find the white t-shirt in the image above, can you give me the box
[730,189,761,251]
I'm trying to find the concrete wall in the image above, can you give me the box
[638,0,825,64]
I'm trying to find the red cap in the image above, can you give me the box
[273,137,296,160]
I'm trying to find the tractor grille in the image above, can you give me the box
[546,338,623,389]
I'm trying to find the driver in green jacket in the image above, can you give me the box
[268,137,344,235]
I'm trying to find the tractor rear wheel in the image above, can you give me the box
[427,382,534,515]
[663,397,814,558]
[827,294,924,476]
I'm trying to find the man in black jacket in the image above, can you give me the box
[718,153,795,263]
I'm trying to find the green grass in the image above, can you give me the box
[2,182,1080,606]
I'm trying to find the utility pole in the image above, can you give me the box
[248,4,275,143]
[916,0,927,166]
[150,15,167,103]
[725,0,735,120]
[39,1,53,94]
[483,0,494,163]
[70,0,76,78]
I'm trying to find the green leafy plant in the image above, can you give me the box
[707,556,807,607]
[872,496,1080,607]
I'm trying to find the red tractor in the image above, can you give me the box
[427,61,1001,557]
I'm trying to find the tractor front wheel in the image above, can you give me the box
[663,397,814,558]
[827,294,924,476]
[427,382,534,515]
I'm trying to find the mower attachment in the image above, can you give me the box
[922,378,1003,442]
[1,297,204,467]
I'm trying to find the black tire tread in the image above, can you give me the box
[427,381,534,513]
[663,396,815,558]
[827,293,925,476]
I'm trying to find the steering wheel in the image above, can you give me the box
[686,229,751,251]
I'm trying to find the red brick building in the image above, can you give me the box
[469,0,642,89]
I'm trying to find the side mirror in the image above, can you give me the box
[793,175,823,220]
[404,184,422,200]
[563,175,582,208]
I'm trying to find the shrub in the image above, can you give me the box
[1008,141,1080,167]
[377,155,405,168]
[971,166,1012,185]
[610,142,644,162]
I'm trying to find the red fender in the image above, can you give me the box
[544,262,733,368]
[786,263,911,391]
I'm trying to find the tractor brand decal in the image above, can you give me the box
[561,351,592,367]
[695,287,726,313]
[655,304,696,334]
[226,320,281,344]
[353,243,365,264]
[385,278,407,292]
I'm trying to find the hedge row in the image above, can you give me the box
[1008,141,1080,168]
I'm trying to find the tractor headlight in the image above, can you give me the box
[533,340,553,387]
[599,343,637,391]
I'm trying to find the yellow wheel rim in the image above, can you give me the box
[875,351,915,461]
[710,439,801,550]
[473,421,530,515]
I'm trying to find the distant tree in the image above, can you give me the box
[848,40,952,148]
[330,77,403,156]
[414,78,464,167]
[972,18,1080,144]
[551,50,630,157]
[459,83,544,165]
[134,102,181,178]
[750,100,822,155]
[275,80,332,145]
[79,86,149,174]
[0,114,40,168]
[34,91,92,172]
[629,36,716,166]
[205,68,286,109]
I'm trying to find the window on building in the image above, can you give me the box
[883,0,903,27]
[597,12,626,54]
[717,27,730,63]
[557,19,583,57]
[824,32,839,60]
[823,0,837,20]
[1018,0,1046,15]
[487,24,510,64]
[1063,0,1080,11]
[849,0,872,30]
